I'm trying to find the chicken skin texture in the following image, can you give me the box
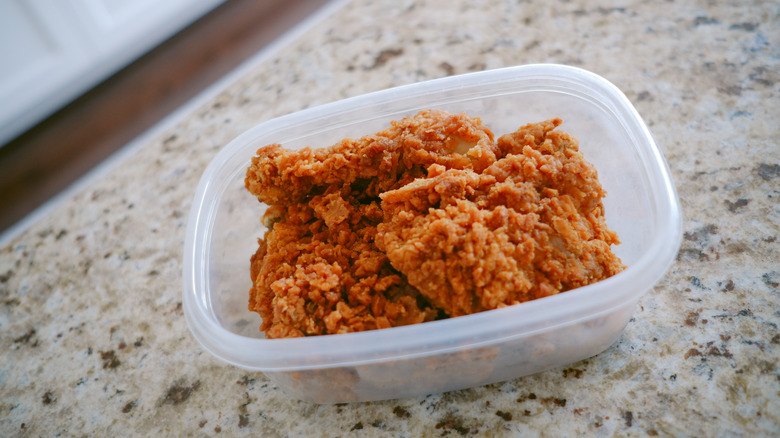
[245,110,624,338]
[376,118,624,316]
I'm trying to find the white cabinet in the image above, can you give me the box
[0,0,225,145]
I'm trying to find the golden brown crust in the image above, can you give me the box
[245,110,624,338]
[375,118,624,316]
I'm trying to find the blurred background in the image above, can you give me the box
[0,0,330,235]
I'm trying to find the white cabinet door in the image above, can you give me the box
[0,0,225,146]
[0,1,91,144]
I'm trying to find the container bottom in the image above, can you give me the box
[265,301,635,403]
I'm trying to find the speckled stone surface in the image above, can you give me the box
[1,0,778,436]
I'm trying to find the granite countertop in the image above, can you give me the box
[1,0,778,436]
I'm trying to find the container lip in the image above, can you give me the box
[183,64,682,371]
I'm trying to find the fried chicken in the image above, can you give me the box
[245,110,624,338]
[376,118,624,316]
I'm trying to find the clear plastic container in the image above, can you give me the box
[183,64,682,403]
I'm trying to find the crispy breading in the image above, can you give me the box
[245,110,624,337]
[376,119,624,316]
[246,110,490,337]
[245,110,496,205]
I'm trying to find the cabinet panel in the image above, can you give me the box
[0,1,58,92]
[0,0,91,142]
[69,0,224,59]
[0,0,225,146]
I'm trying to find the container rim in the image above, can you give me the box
[182,64,682,370]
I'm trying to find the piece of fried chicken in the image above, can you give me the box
[376,118,625,317]
[245,110,624,337]
[246,110,495,338]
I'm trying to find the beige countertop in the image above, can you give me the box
[1,0,778,436]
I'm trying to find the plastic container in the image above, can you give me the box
[183,64,682,403]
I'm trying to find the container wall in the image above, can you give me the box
[266,299,637,403]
